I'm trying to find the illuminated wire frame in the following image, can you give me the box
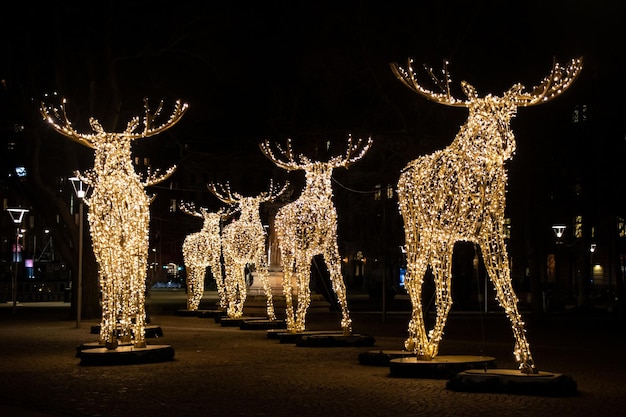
[260,136,372,335]
[390,57,582,374]
[181,203,229,311]
[208,180,288,319]
[40,98,187,349]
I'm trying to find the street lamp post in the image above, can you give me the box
[70,176,89,329]
[375,184,394,322]
[7,208,29,315]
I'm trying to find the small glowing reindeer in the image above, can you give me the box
[390,57,582,373]
[260,136,372,335]
[40,98,187,348]
[208,180,288,320]
[180,203,230,311]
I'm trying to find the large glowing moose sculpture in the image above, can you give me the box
[208,180,288,320]
[260,136,372,335]
[41,98,187,348]
[390,57,582,373]
[180,203,229,311]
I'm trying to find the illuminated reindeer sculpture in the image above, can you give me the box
[180,203,230,311]
[208,180,288,320]
[390,57,582,373]
[260,136,372,335]
[41,98,187,348]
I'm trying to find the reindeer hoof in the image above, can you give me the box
[520,365,538,374]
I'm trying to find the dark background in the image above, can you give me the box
[0,1,624,316]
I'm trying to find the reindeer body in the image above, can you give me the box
[391,58,582,373]
[275,164,348,333]
[209,182,287,320]
[182,206,226,311]
[87,134,152,346]
[397,96,518,363]
[41,99,187,348]
[261,136,372,334]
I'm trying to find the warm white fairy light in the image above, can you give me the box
[390,57,582,373]
[260,135,372,335]
[40,98,188,348]
[181,203,228,311]
[208,181,288,319]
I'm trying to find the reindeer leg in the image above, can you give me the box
[211,259,227,310]
[426,241,454,359]
[404,240,431,358]
[224,260,238,318]
[100,270,116,347]
[256,256,276,321]
[118,270,133,344]
[480,230,536,374]
[195,265,206,311]
[186,266,195,310]
[187,266,200,311]
[281,252,296,332]
[235,264,247,318]
[294,254,311,333]
[133,267,147,348]
[324,247,352,335]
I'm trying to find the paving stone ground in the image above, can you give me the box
[0,290,624,417]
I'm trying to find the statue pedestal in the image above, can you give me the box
[249,267,296,296]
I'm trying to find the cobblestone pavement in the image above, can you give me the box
[0,290,625,417]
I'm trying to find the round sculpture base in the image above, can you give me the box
[219,316,267,327]
[267,329,345,343]
[295,333,376,347]
[390,355,497,379]
[359,349,415,366]
[78,344,175,366]
[240,318,287,330]
[196,309,225,318]
[447,368,578,396]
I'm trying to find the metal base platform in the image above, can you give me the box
[177,308,226,318]
[239,318,287,330]
[389,355,497,379]
[196,309,225,318]
[219,316,267,327]
[176,309,201,317]
[295,333,376,347]
[358,349,415,366]
[267,329,345,343]
[446,368,578,396]
[78,344,175,366]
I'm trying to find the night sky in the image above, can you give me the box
[1,1,624,194]
[1,0,624,283]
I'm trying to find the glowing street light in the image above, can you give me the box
[7,207,29,315]
[552,225,567,240]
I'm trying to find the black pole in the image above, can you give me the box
[12,227,19,315]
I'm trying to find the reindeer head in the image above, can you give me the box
[259,135,373,173]
[180,202,231,231]
[390,57,582,108]
[390,57,582,160]
[41,98,188,181]
[207,179,289,218]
